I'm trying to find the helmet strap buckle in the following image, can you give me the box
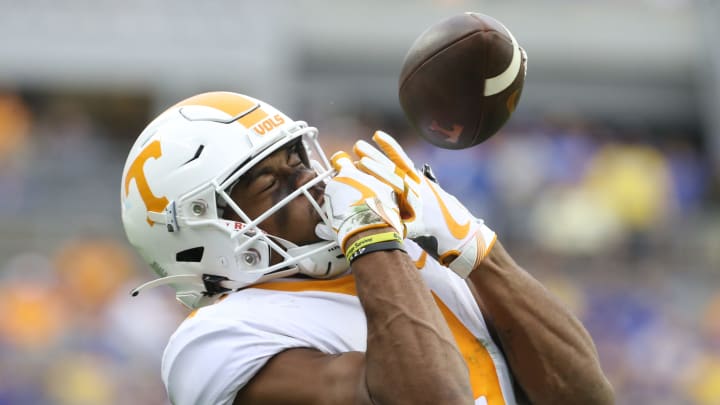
[202,274,232,296]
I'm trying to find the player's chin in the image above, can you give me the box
[296,233,324,247]
[292,216,325,246]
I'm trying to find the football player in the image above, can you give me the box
[121,91,613,405]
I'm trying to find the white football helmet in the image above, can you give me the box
[121,91,347,309]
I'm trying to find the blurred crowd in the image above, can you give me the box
[1,90,719,404]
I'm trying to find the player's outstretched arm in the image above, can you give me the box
[353,131,613,404]
[467,241,614,405]
[235,153,472,405]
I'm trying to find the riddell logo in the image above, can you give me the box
[253,114,285,135]
[221,220,246,231]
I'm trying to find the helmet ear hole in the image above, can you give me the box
[176,247,205,262]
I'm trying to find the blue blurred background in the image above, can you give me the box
[1,1,719,404]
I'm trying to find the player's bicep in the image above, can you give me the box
[234,348,374,405]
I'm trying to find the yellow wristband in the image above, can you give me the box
[348,240,405,264]
[345,231,402,262]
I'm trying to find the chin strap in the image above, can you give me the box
[286,242,348,278]
[271,232,348,279]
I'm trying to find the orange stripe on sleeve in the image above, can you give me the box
[413,251,428,269]
[432,293,506,404]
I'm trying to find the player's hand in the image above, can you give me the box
[320,151,404,252]
[354,131,497,278]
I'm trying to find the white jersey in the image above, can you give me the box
[162,241,517,405]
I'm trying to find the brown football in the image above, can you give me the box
[398,12,527,149]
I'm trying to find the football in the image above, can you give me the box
[398,12,527,149]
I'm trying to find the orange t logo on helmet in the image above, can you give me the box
[124,92,287,226]
[124,140,168,226]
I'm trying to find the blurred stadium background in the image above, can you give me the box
[1,1,719,404]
